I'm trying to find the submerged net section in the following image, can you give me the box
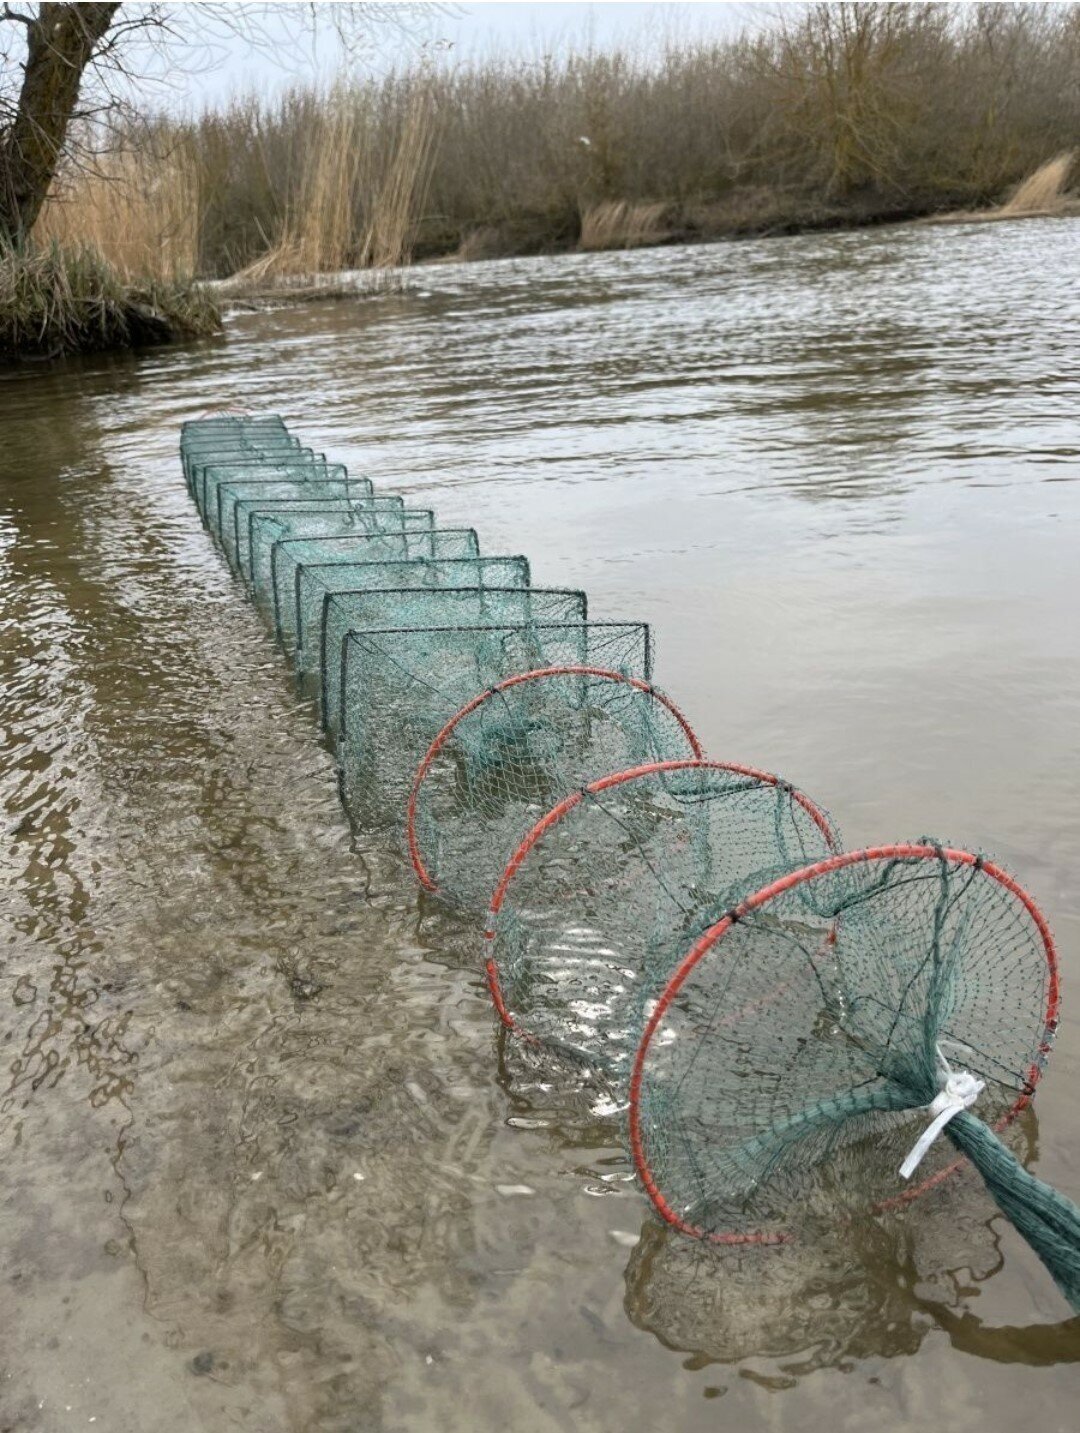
[295,555,532,677]
[338,621,652,832]
[408,669,704,913]
[247,506,435,609]
[270,529,482,647]
[484,761,839,1076]
[214,481,383,563]
[236,497,432,589]
[204,469,371,534]
[195,458,351,522]
[322,586,587,733]
[629,845,1060,1252]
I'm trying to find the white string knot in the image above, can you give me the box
[899,1048,984,1181]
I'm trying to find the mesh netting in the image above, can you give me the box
[322,586,587,734]
[214,481,382,561]
[270,529,482,647]
[338,621,651,831]
[233,497,432,588]
[484,760,839,1076]
[182,433,306,490]
[247,506,436,607]
[408,669,704,912]
[295,555,532,677]
[628,845,1058,1246]
[202,467,370,532]
[195,457,349,521]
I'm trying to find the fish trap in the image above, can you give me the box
[270,529,482,648]
[338,621,652,832]
[408,668,704,912]
[627,843,1080,1311]
[483,759,838,1075]
[246,505,436,607]
[194,457,349,522]
[323,586,587,738]
[295,555,532,678]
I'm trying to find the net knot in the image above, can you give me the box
[899,1047,984,1180]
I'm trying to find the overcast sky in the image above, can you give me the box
[140,2,771,111]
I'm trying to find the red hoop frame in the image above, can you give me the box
[406,666,704,894]
[482,757,839,1044]
[627,843,1060,1245]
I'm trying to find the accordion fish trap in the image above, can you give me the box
[270,529,482,647]
[323,585,587,742]
[627,843,1080,1312]
[245,505,436,605]
[295,555,532,678]
[198,461,362,527]
[337,620,651,833]
[408,669,705,914]
[484,760,839,1076]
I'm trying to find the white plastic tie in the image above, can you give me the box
[899,1049,984,1181]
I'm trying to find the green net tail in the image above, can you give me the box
[948,1111,1080,1313]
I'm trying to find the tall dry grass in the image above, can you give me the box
[37,146,200,281]
[33,3,1080,279]
[1001,152,1076,215]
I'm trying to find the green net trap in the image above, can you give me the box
[178,415,1080,1315]
[482,759,838,1074]
[338,620,651,831]
[323,585,587,738]
[627,843,1080,1311]
[407,668,705,913]
[270,529,482,647]
[295,555,532,678]
[198,462,364,528]
[246,505,436,607]
[229,495,423,584]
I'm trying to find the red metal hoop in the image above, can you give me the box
[406,666,705,893]
[482,757,840,1044]
[627,844,1061,1244]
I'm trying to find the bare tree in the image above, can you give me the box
[0,2,438,245]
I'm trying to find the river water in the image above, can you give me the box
[2,219,1079,1431]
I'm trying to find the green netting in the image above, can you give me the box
[248,506,436,609]
[337,620,650,832]
[270,529,482,646]
[322,586,587,738]
[182,434,307,490]
[212,479,378,552]
[197,461,361,525]
[629,844,1080,1312]
[486,764,838,1074]
[409,671,703,913]
[295,555,532,674]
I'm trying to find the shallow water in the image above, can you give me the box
[2,219,1080,1431]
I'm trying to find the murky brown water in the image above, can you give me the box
[2,220,1080,1432]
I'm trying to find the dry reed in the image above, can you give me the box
[579,201,670,251]
[37,146,200,281]
[1000,152,1076,215]
[30,4,1080,279]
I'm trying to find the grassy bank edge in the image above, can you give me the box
[0,243,222,364]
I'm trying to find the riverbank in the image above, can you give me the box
[0,244,221,363]
[33,4,1080,287]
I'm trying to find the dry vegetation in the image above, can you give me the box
[28,3,1080,285]
[0,242,219,360]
